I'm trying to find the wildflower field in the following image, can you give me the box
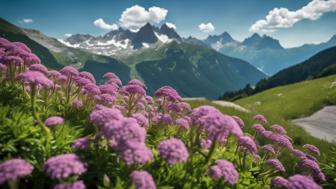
[0,37,334,189]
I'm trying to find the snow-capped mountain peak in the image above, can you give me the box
[61,23,181,56]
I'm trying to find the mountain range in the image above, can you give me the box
[202,32,336,75]
[0,18,266,99]
[60,22,182,57]
[61,21,336,76]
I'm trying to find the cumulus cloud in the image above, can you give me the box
[94,18,118,30]
[198,22,215,33]
[64,33,72,37]
[119,5,168,31]
[250,0,336,33]
[165,22,176,29]
[22,18,33,24]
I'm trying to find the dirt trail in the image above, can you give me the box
[292,106,336,143]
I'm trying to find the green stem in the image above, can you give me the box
[258,169,273,177]
[204,138,218,165]
[242,150,247,170]
[65,78,73,106]
[127,94,134,116]
[9,63,14,84]
[182,126,198,185]
[8,180,19,189]
[31,85,52,156]
[8,180,18,189]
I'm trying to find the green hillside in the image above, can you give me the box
[0,18,63,69]
[255,46,336,92]
[0,18,131,83]
[220,46,336,101]
[237,75,336,153]
[136,42,266,99]
[239,75,336,119]
[189,74,336,175]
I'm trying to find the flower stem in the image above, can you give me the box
[31,85,52,156]
[242,150,247,170]
[8,180,18,189]
[204,138,218,165]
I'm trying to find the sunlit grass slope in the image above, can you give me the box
[190,74,336,163]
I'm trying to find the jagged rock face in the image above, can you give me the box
[61,23,182,56]
[205,32,235,45]
[203,32,283,51]
[66,34,93,44]
[132,23,159,49]
[242,33,283,50]
[159,24,182,41]
[103,28,135,42]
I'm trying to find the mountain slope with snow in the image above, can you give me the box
[61,23,182,56]
[202,32,336,75]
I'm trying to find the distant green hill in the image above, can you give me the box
[135,42,266,99]
[0,18,131,83]
[219,46,336,100]
[255,46,336,92]
[237,74,336,121]
[0,18,63,69]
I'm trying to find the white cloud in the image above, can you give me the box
[198,22,215,33]
[94,18,118,30]
[250,0,336,33]
[22,18,33,24]
[165,22,176,29]
[119,5,168,31]
[64,33,72,37]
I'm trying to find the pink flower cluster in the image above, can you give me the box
[72,138,91,150]
[0,38,40,82]
[209,160,239,185]
[90,106,153,165]
[44,153,86,179]
[0,159,33,184]
[191,106,243,144]
[53,180,86,189]
[44,116,64,127]
[254,114,267,124]
[131,170,156,189]
[238,136,258,155]
[158,138,189,165]
[272,174,322,189]
[266,159,285,172]
[17,70,53,89]
[252,114,325,184]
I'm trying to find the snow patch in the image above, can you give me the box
[57,39,80,48]
[142,43,150,48]
[165,22,176,29]
[211,41,224,51]
[256,66,265,73]
[154,32,171,43]
[96,39,130,49]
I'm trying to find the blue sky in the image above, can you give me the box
[1,0,336,47]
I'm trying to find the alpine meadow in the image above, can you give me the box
[0,0,336,189]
